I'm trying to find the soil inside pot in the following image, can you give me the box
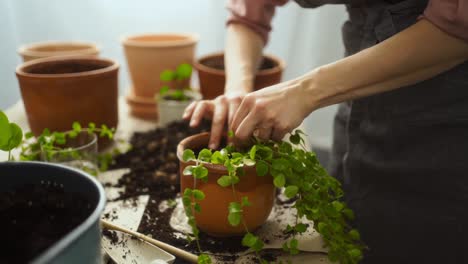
[26,60,111,75]
[0,183,93,264]
[201,56,277,71]
[105,120,293,263]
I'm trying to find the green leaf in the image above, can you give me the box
[175,63,192,80]
[295,223,308,233]
[348,229,360,241]
[192,165,208,180]
[160,69,174,81]
[332,201,344,212]
[25,132,34,139]
[198,148,212,162]
[273,173,286,188]
[289,133,300,145]
[72,122,81,132]
[227,130,234,138]
[198,254,212,264]
[4,123,23,151]
[217,175,232,187]
[182,165,194,176]
[284,185,299,198]
[194,203,201,213]
[229,202,242,213]
[159,85,170,95]
[343,208,355,220]
[241,196,251,207]
[347,248,362,259]
[255,160,269,176]
[242,233,264,252]
[211,151,225,164]
[249,145,257,160]
[183,188,192,196]
[242,158,255,166]
[182,149,196,161]
[272,158,289,171]
[192,190,205,200]
[0,111,12,148]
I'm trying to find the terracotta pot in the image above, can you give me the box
[18,41,99,62]
[177,132,275,237]
[16,56,119,140]
[195,52,285,100]
[122,33,198,119]
[157,91,200,127]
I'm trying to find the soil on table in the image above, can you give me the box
[107,120,292,263]
[0,183,93,264]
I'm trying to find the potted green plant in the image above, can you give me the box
[177,131,364,264]
[0,110,106,264]
[156,63,200,126]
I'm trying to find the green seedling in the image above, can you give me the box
[158,63,193,101]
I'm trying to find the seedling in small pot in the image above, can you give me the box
[158,63,193,101]
[181,131,365,264]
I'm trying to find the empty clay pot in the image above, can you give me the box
[16,56,119,138]
[177,132,275,237]
[122,33,198,120]
[195,52,285,100]
[18,41,99,62]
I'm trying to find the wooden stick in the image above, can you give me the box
[101,219,199,263]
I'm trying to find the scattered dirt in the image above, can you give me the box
[0,183,93,264]
[102,229,119,245]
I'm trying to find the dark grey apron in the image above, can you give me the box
[295,0,468,263]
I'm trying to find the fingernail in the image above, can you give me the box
[190,120,196,127]
[209,143,216,149]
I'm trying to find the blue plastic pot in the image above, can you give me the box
[0,161,106,264]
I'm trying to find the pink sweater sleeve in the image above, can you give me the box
[226,0,289,44]
[423,0,468,42]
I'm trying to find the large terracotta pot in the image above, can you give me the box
[16,56,119,138]
[18,41,99,62]
[177,132,275,237]
[195,52,285,100]
[122,33,198,120]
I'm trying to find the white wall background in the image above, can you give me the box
[0,0,347,149]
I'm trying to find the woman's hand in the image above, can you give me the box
[231,80,314,143]
[183,92,246,150]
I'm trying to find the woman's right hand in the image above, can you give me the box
[183,92,246,150]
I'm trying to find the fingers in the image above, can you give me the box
[230,94,254,135]
[183,101,197,120]
[253,126,273,141]
[209,97,229,149]
[228,98,241,130]
[234,111,259,142]
[189,101,213,127]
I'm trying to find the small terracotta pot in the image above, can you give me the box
[195,52,285,100]
[122,33,198,121]
[177,132,275,237]
[16,56,119,139]
[18,41,99,62]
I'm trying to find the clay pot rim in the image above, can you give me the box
[177,132,256,174]
[16,55,119,79]
[194,52,285,77]
[18,41,99,58]
[121,33,199,48]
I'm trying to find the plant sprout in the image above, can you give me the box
[0,110,23,161]
[158,63,193,101]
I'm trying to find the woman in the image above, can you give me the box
[184,0,468,263]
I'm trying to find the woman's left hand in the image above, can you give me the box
[230,79,314,143]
